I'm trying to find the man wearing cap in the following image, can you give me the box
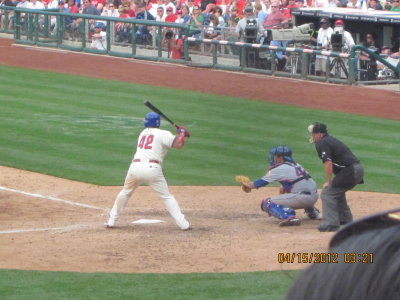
[163,0,176,13]
[165,6,177,22]
[235,6,264,42]
[91,22,107,50]
[308,122,364,232]
[314,17,333,76]
[332,19,354,52]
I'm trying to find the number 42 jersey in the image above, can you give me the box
[133,128,176,164]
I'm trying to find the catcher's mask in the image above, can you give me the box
[269,145,293,166]
[144,112,160,128]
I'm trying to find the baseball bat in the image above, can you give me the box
[144,100,179,129]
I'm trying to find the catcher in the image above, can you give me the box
[236,146,320,226]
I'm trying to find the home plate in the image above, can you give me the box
[132,219,165,224]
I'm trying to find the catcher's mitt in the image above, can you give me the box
[235,175,252,193]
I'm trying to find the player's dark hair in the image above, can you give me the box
[285,209,400,300]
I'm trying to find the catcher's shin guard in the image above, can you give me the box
[261,199,299,224]
[261,198,272,215]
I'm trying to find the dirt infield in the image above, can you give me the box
[0,38,399,274]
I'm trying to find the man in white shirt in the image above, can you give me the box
[91,22,107,50]
[26,0,45,9]
[315,17,333,76]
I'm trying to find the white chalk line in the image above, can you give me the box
[0,224,90,234]
[0,186,104,211]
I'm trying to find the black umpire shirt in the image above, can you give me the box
[315,134,359,175]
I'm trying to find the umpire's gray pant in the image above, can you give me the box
[320,162,364,227]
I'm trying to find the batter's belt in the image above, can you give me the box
[132,159,160,164]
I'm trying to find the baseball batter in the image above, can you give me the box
[242,146,320,226]
[105,112,191,230]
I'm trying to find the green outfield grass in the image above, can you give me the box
[1,65,399,192]
[0,269,299,300]
[0,65,399,299]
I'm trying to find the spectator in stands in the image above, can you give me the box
[360,32,381,80]
[327,0,340,6]
[313,0,329,7]
[163,0,176,13]
[295,0,306,7]
[227,0,245,17]
[101,2,119,18]
[188,4,204,36]
[174,8,184,23]
[201,0,216,12]
[114,1,133,42]
[27,0,45,9]
[368,0,383,9]
[379,45,392,58]
[346,0,360,8]
[315,17,333,76]
[390,0,400,10]
[135,2,155,44]
[143,0,153,11]
[363,31,381,53]
[48,0,59,9]
[149,0,163,16]
[3,0,26,30]
[282,0,298,19]
[179,5,191,23]
[186,0,196,13]
[223,4,238,25]
[50,0,70,34]
[67,0,79,13]
[91,22,106,50]
[254,2,266,22]
[211,5,225,26]
[165,6,177,22]
[91,0,106,11]
[118,0,134,17]
[155,6,165,21]
[263,0,272,13]
[263,1,288,29]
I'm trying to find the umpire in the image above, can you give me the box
[308,122,364,232]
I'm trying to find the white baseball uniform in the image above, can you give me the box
[106,127,190,230]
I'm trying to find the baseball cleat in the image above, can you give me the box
[104,218,116,228]
[305,207,322,220]
[179,220,191,231]
[318,224,339,232]
[104,222,114,228]
[279,218,301,227]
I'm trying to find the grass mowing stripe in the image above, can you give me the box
[0,269,299,300]
[1,65,400,192]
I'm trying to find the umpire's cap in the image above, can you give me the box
[308,122,328,134]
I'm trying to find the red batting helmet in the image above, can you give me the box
[335,19,344,26]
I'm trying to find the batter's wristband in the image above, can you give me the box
[177,134,185,145]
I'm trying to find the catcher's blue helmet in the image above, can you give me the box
[144,112,160,128]
[269,145,293,166]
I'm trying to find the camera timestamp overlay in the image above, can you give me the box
[277,252,374,264]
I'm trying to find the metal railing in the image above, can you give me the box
[2,6,399,85]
